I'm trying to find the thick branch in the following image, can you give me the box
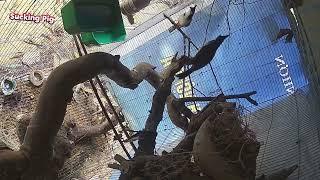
[171,132,197,153]
[166,95,189,131]
[135,56,193,131]
[144,55,188,132]
[172,98,194,119]
[128,55,192,131]
[103,55,141,89]
[136,55,187,156]
[177,91,258,106]
[66,107,123,144]
[0,150,29,179]
[1,52,143,178]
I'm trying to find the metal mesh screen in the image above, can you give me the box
[0,0,319,180]
[245,87,320,179]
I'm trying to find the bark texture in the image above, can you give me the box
[0,52,142,179]
[0,52,298,180]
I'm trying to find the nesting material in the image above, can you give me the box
[193,106,260,180]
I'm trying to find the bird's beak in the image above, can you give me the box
[221,35,229,40]
[191,4,197,9]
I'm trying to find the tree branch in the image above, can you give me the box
[187,100,236,133]
[0,52,149,179]
[66,107,123,144]
[171,132,197,153]
[136,55,187,156]
[131,54,193,132]
[177,91,258,106]
[167,95,189,131]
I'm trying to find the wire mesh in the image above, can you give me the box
[0,0,319,180]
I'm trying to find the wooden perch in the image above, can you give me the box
[103,55,140,90]
[0,52,151,179]
[172,132,197,153]
[66,107,123,144]
[0,149,29,179]
[186,100,227,134]
[21,52,126,161]
[166,95,189,131]
[108,57,292,180]
[108,154,159,176]
[109,55,188,178]
[136,55,187,156]
[16,114,74,172]
[177,91,258,106]
[130,54,192,132]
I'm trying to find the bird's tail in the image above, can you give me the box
[127,15,135,25]
[168,25,176,33]
[176,68,193,79]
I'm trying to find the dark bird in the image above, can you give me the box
[275,28,294,43]
[168,4,197,33]
[176,35,229,79]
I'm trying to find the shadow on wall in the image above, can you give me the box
[248,88,320,179]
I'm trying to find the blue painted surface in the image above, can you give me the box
[109,0,308,178]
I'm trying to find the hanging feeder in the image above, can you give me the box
[80,29,126,45]
[29,70,45,87]
[61,0,126,45]
[1,77,17,96]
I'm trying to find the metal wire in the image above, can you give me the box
[73,35,132,159]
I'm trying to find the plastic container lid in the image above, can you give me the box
[61,0,126,44]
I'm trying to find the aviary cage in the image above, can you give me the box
[0,0,319,179]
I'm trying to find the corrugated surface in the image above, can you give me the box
[248,88,320,179]
[290,0,320,106]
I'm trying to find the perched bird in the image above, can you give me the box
[275,28,294,43]
[176,35,229,79]
[131,62,156,85]
[168,4,197,33]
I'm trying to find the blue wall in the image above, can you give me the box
[109,1,308,177]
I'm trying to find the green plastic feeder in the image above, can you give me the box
[80,28,126,45]
[61,0,126,45]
